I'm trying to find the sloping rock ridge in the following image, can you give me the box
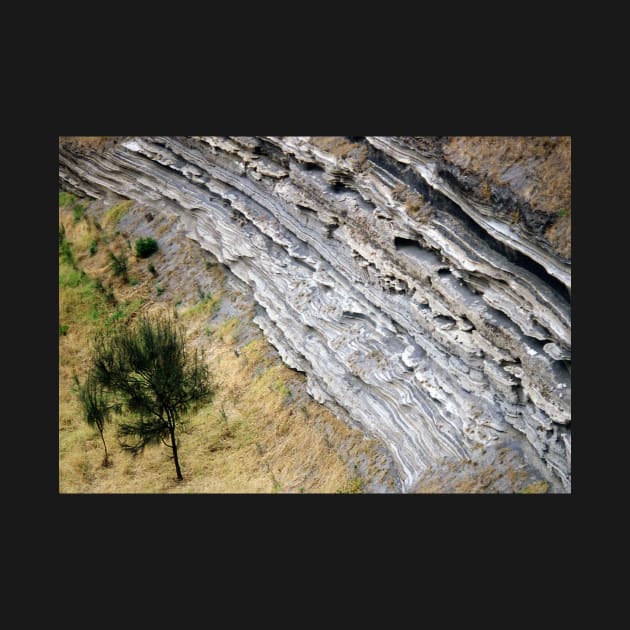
[59,136,571,492]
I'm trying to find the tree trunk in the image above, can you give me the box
[170,426,183,480]
[99,428,110,467]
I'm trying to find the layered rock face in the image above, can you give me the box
[59,136,571,492]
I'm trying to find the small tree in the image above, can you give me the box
[73,374,115,467]
[88,315,213,480]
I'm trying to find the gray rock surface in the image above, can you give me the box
[59,136,571,492]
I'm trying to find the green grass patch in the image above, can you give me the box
[182,291,223,318]
[73,203,86,223]
[519,480,549,494]
[213,316,240,343]
[125,297,146,316]
[273,380,292,399]
[59,260,110,327]
[105,296,146,327]
[108,306,127,324]
[59,192,78,207]
[59,265,84,288]
[59,224,75,267]
[103,200,133,230]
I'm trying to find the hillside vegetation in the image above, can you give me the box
[59,192,389,493]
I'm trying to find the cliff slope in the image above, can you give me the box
[59,136,571,492]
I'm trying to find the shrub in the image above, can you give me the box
[108,251,128,282]
[89,239,98,256]
[92,278,116,305]
[147,262,157,276]
[135,237,159,258]
[59,324,69,336]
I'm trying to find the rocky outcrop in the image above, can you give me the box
[59,136,571,492]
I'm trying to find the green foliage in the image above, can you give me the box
[59,191,77,207]
[73,203,86,223]
[89,239,98,256]
[135,236,159,258]
[73,373,115,466]
[108,251,128,282]
[183,292,222,319]
[59,324,69,336]
[105,297,145,327]
[93,278,116,305]
[59,266,84,288]
[86,315,214,479]
[108,307,127,324]
[274,381,292,399]
[58,224,75,267]
[59,257,112,327]
[156,285,165,296]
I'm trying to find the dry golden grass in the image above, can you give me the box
[443,136,571,216]
[59,136,120,152]
[59,196,371,493]
[519,480,549,494]
[311,137,369,169]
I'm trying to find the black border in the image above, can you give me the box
[47,87,579,560]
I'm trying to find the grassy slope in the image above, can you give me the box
[59,193,380,493]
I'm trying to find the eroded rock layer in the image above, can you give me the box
[59,136,571,492]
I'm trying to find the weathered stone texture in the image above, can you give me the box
[59,136,571,492]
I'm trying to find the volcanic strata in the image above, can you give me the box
[59,136,571,492]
